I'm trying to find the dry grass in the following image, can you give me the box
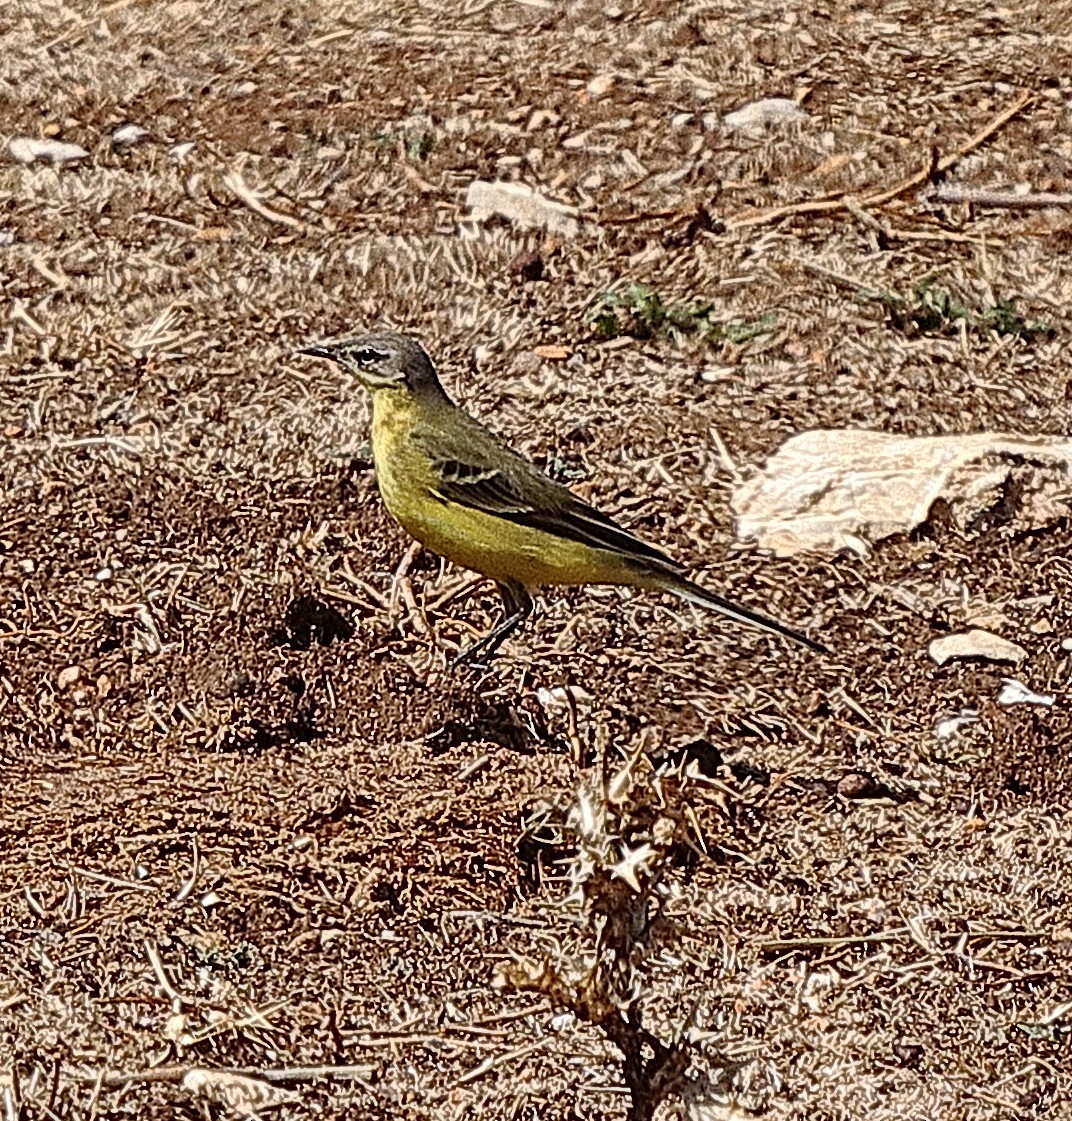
[2,0,1072,1118]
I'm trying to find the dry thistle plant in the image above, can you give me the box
[497,750,733,1121]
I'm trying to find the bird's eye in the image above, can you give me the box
[353,346,388,365]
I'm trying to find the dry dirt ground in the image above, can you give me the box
[3,1,1072,1118]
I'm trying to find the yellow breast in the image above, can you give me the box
[368,390,638,590]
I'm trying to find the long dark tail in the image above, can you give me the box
[663,573,828,655]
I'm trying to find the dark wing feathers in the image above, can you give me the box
[516,499,683,571]
[421,418,682,572]
[434,459,534,515]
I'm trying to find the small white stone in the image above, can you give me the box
[723,97,807,133]
[112,123,148,147]
[997,678,1055,706]
[526,108,560,131]
[586,74,615,98]
[934,710,980,739]
[9,136,89,164]
[58,665,81,689]
[169,141,196,162]
[929,629,1027,666]
[232,80,258,98]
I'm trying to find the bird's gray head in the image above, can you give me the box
[297,331,446,397]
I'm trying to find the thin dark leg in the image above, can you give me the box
[452,581,533,668]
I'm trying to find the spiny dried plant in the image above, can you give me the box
[498,750,735,1121]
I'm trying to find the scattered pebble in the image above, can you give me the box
[168,141,196,162]
[199,890,222,909]
[534,344,571,361]
[58,665,81,689]
[723,97,807,133]
[536,683,593,711]
[1061,637,1072,651]
[112,123,148,147]
[525,108,560,131]
[586,73,615,98]
[9,136,89,165]
[837,771,882,799]
[928,629,1027,666]
[232,80,258,98]
[700,366,737,383]
[934,710,980,739]
[997,678,1055,707]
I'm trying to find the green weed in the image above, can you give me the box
[593,283,775,346]
[880,280,1051,339]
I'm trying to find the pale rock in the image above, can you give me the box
[997,678,1055,706]
[561,131,590,150]
[58,665,81,689]
[723,97,807,133]
[928,629,1027,666]
[181,1069,297,1116]
[465,179,580,238]
[733,430,1072,557]
[526,108,560,131]
[934,710,981,738]
[9,136,89,164]
[112,123,148,147]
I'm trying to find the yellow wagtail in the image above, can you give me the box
[298,332,826,663]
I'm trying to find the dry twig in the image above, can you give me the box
[921,185,1072,209]
[727,90,1035,230]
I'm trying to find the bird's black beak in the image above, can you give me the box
[296,342,337,361]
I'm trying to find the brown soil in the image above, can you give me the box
[2,1,1072,1118]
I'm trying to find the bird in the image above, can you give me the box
[297,331,826,664]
